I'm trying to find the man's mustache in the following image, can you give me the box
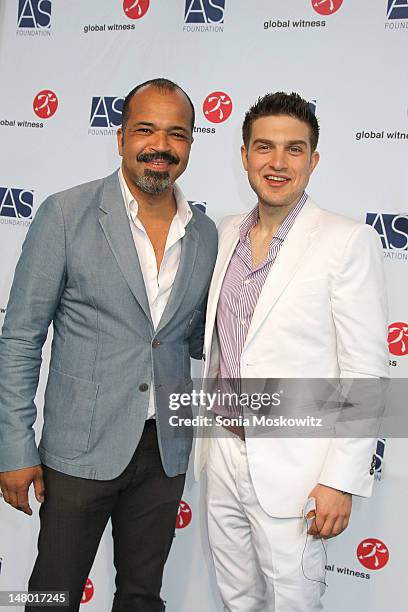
[137,152,179,165]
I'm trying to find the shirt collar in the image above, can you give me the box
[118,167,192,227]
[239,191,308,243]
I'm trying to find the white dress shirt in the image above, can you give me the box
[118,168,192,418]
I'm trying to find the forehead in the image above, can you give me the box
[249,114,311,145]
[127,86,192,127]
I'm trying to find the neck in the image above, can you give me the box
[122,168,177,220]
[257,197,301,236]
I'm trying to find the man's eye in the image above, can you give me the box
[172,132,187,139]
[289,147,302,153]
[135,128,151,134]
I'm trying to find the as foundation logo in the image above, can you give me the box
[312,0,343,16]
[386,0,408,28]
[17,0,52,36]
[183,0,225,33]
[176,500,192,529]
[357,539,390,570]
[88,97,124,136]
[366,213,408,262]
[33,90,58,119]
[387,0,408,18]
[81,578,94,604]
[0,187,34,228]
[123,0,150,20]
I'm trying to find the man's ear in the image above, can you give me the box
[117,128,123,156]
[309,150,320,174]
[241,144,248,171]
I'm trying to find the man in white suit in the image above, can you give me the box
[194,92,389,611]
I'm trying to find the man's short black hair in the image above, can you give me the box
[121,78,195,133]
[242,91,319,151]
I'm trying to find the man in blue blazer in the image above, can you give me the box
[0,78,217,611]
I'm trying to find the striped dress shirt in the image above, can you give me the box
[217,192,308,384]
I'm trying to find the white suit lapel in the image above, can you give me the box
[243,200,321,350]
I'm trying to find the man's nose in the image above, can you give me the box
[149,130,170,151]
[268,149,288,170]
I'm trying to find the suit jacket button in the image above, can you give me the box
[139,383,149,392]
[152,339,161,348]
[370,468,375,475]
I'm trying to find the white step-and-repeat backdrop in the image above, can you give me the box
[1,1,407,610]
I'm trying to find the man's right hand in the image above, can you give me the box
[0,465,44,516]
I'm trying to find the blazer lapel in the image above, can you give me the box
[204,218,242,358]
[98,172,153,326]
[244,200,321,349]
[155,217,199,333]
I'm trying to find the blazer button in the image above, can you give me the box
[370,468,375,475]
[152,339,161,348]
[139,383,149,392]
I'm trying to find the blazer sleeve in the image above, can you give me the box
[318,223,389,496]
[0,195,67,471]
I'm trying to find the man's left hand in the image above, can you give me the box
[306,484,352,539]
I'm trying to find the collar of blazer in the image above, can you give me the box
[98,171,199,333]
[204,197,322,358]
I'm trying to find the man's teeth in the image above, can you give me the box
[266,176,287,182]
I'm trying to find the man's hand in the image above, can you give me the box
[306,483,352,539]
[0,465,44,516]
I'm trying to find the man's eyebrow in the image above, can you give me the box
[286,139,308,147]
[251,138,308,147]
[129,121,155,127]
[128,121,189,133]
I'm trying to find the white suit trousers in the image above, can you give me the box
[206,432,327,612]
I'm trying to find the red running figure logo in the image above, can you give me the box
[123,0,149,20]
[81,578,94,603]
[176,500,192,529]
[357,538,389,570]
[33,90,58,119]
[203,91,233,124]
[388,322,408,356]
[311,0,343,16]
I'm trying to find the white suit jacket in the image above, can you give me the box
[194,198,389,517]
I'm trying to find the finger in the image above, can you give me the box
[1,486,10,504]
[342,516,350,532]
[5,489,19,510]
[307,516,321,536]
[15,488,32,516]
[33,472,45,503]
[319,515,337,539]
[332,516,349,537]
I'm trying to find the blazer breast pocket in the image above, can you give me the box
[41,368,99,460]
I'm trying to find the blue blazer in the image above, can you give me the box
[0,171,217,479]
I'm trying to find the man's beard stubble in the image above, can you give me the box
[135,151,179,195]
